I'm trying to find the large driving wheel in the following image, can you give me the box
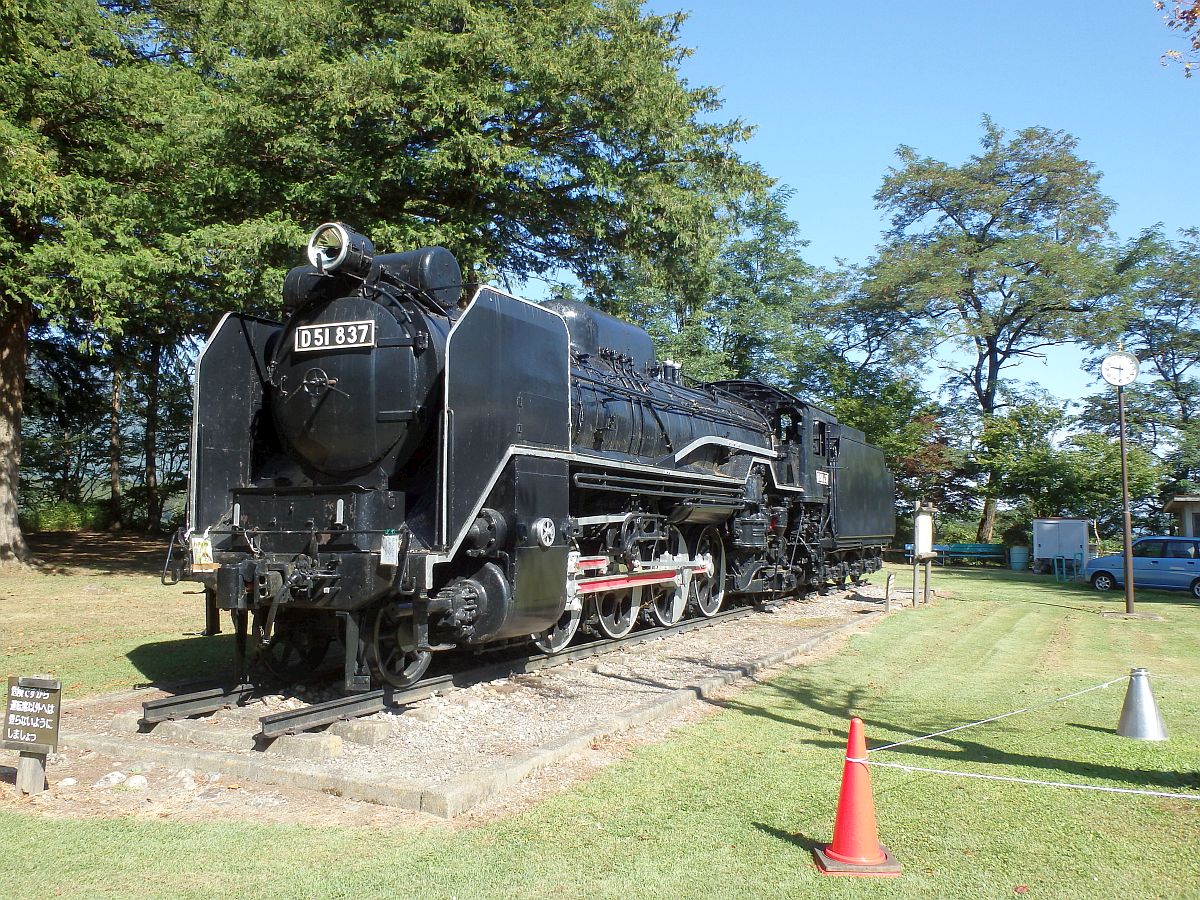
[369,603,432,688]
[533,592,583,653]
[594,589,638,639]
[648,526,689,627]
[691,526,727,617]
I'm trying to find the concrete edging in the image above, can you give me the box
[62,611,880,818]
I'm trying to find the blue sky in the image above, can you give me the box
[644,0,1200,403]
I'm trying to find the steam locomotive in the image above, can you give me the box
[183,223,895,692]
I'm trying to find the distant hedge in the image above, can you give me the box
[20,501,110,533]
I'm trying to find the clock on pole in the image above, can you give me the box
[1100,349,1139,613]
[1101,350,1139,387]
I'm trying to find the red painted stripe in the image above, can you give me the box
[575,556,609,572]
[575,569,679,593]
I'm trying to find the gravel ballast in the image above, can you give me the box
[21,582,909,821]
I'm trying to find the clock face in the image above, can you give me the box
[1101,351,1139,387]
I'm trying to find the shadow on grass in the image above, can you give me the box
[1017,598,1101,613]
[125,634,235,689]
[25,531,171,576]
[718,676,1195,792]
[752,822,821,852]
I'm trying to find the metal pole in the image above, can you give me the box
[1118,385,1136,615]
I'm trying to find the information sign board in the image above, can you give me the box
[3,676,62,755]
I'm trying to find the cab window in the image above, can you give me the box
[777,413,798,444]
[813,420,826,456]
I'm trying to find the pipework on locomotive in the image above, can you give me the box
[181,223,895,692]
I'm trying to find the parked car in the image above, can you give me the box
[1084,536,1200,598]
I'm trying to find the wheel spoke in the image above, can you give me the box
[647,526,688,627]
[256,616,330,683]
[533,594,582,653]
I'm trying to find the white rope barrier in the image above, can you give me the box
[844,672,1199,802]
[848,757,1200,801]
[868,675,1131,753]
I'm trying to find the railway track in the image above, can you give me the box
[140,602,771,745]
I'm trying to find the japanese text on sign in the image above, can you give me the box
[4,677,62,753]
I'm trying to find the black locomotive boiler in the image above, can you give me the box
[183,223,895,692]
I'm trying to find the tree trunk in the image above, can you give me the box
[143,345,162,531]
[0,298,32,565]
[976,495,998,543]
[108,367,124,530]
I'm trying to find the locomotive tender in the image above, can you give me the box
[185,223,895,692]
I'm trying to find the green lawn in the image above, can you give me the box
[0,568,231,696]
[2,564,1198,898]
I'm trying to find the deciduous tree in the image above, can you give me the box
[1081,228,1200,499]
[867,117,1119,540]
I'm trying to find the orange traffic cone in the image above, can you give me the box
[812,717,903,877]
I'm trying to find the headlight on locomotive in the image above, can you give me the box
[306,222,375,279]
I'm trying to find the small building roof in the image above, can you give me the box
[1164,495,1200,512]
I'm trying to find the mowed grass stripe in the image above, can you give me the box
[2,566,1198,898]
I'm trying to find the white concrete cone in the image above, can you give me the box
[1116,668,1168,741]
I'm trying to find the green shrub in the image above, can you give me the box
[21,500,111,532]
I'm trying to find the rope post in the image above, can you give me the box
[16,753,48,795]
[1116,668,1168,741]
[884,573,895,613]
[813,717,903,877]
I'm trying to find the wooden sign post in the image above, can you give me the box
[912,502,937,606]
[3,675,63,795]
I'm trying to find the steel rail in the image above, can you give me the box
[140,685,256,725]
